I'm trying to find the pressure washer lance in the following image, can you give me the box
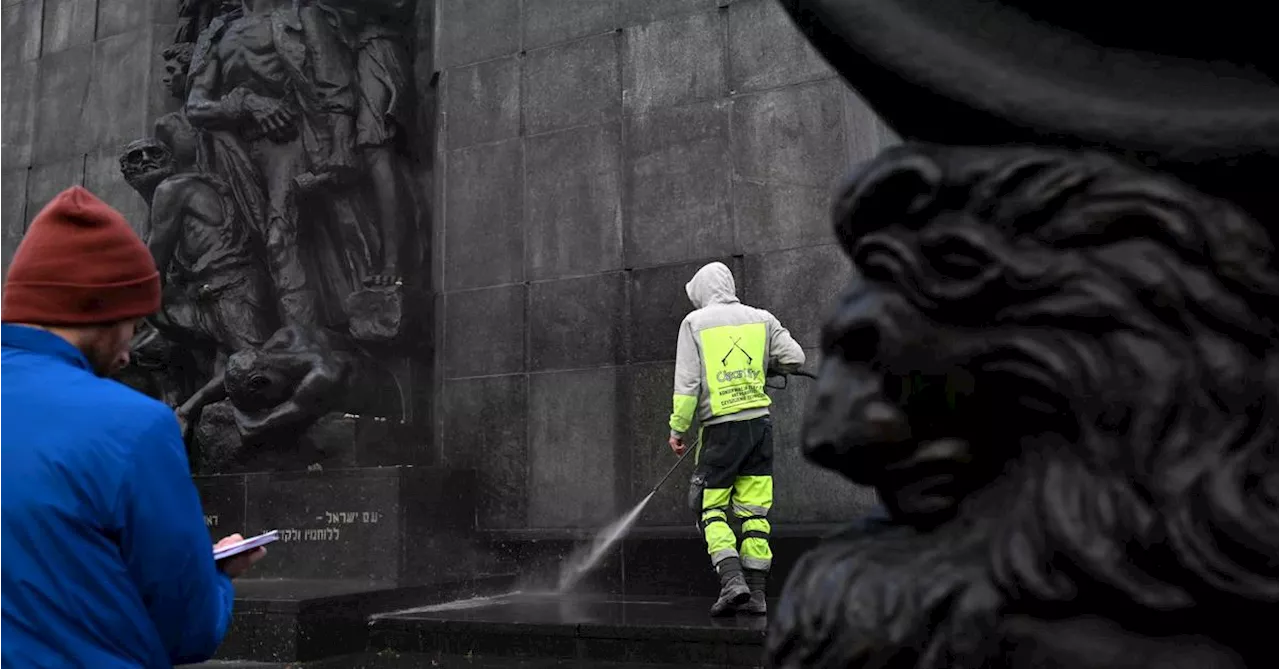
[649,369,817,496]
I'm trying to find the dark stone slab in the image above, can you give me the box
[733,179,833,254]
[621,362,692,527]
[727,0,832,94]
[32,44,92,161]
[2,168,28,273]
[2,1,41,64]
[96,0,162,40]
[445,56,520,150]
[443,284,526,378]
[194,474,248,542]
[529,273,625,371]
[622,10,724,114]
[1,59,37,168]
[524,122,623,280]
[442,375,529,529]
[26,158,84,217]
[522,0,618,50]
[444,139,524,291]
[191,404,362,475]
[730,79,846,188]
[619,0,719,27]
[522,32,620,136]
[438,0,520,68]
[625,257,742,364]
[740,244,848,349]
[241,467,477,582]
[84,29,152,155]
[40,0,95,54]
[528,368,620,528]
[623,100,733,267]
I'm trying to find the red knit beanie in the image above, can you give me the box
[2,186,160,325]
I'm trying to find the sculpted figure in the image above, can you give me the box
[319,0,419,287]
[223,324,400,441]
[185,0,362,326]
[120,131,277,425]
[767,145,1277,668]
[161,42,194,101]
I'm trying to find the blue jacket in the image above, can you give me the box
[1,325,234,668]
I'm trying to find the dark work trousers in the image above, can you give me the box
[689,416,774,571]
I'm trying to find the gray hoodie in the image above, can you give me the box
[669,262,805,437]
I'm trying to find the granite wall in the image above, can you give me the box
[2,0,178,265]
[432,0,888,532]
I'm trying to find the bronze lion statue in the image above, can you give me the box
[768,144,1277,668]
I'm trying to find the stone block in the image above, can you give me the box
[26,158,83,219]
[2,60,36,168]
[32,44,92,161]
[1,168,28,274]
[524,122,623,280]
[734,179,834,254]
[523,32,620,136]
[626,256,743,364]
[741,244,849,349]
[438,0,520,68]
[194,474,248,542]
[96,0,170,40]
[622,9,724,114]
[623,100,733,267]
[623,362,692,526]
[83,145,149,238]
[2,0,41,63]
[41,0,94,54]
[765,349,880,523]
[243,467,477,581]
[727,0,832,94]
[844,88,888,165]
[444,139,523,290]
[445,55,520,149]
[523,0,618,50]
[528,368,619,528]
[442,375,529,529]
[84,29,152,153]
[444,284,525,378]
[529,272,625,371]
[731,79,847,188]
[619,0,719,26]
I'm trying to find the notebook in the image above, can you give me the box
[213,530,279,561]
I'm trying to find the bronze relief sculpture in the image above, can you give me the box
[768,1,1276,667]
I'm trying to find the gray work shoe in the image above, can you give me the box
[740,569,767,615]
[710,560,751,617]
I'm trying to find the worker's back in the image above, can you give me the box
[673,262,805,429]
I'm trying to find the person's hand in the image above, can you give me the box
[668,435,686,456]
[242,93,296,141]
[214,534,266,579]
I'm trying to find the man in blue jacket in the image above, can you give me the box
[1,186,266,667]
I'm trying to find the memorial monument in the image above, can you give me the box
[767,1,1277,668]
[120,0,427,471]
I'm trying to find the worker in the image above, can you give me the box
[668,261,805,616]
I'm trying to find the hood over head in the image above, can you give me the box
[685,262,740,309]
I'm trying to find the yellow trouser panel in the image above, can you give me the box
[701,487,737,565]
[670,393,697,434]
[698,323,771,417]
[734,475,773,569]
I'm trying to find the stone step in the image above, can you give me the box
[212,575,514,663]
[368,593,768,668]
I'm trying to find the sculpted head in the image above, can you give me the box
[119,137,175,197]
[774,143,1277,667]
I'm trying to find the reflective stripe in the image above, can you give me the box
[670,393,697,434]
[711,548,740,565]
[699,323,771,417]
[732,503,770,518]
[741,556,771,570]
